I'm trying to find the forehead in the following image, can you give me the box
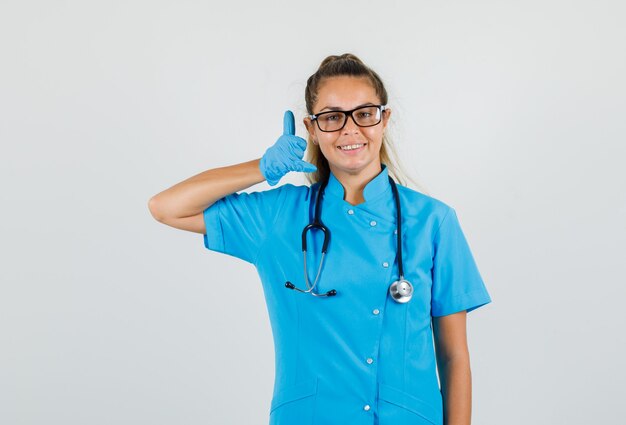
[315,76,379,110]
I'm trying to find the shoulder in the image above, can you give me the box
[394,185,459,243]
[396,184,453,220]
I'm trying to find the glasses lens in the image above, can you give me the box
[353,106,382,127]
[317,112,346,132]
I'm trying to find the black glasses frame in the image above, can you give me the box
[309,104,388,132]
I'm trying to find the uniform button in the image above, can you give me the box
[370,220,377,227]
[394,229,398,234]
[348,209,354,215]
[363,404,371,411]
[366,358,374,364]
[382,262,389,268]
[372,309,380,315]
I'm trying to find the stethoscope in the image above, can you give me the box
[285,174,414,303]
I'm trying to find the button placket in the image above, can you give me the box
[364,303,382,416]
[362,303,382,416]
[339,200,395,417]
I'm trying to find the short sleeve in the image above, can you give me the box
[431,207,492,317]
[202,185,290,264]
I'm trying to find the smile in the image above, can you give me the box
[338,143,366,151]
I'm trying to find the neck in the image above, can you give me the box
[331,163,383,206]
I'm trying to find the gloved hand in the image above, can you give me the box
[259,110,317,186]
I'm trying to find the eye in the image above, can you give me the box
[321,113,341,122]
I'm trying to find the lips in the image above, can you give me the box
[337,142,367,151]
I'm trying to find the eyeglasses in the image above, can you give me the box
[309,104,387,132]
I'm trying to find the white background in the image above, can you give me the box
[1,1,625,424]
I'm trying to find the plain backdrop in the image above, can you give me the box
[1,1,625,424]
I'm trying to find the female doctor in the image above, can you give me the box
[148,53,491,425]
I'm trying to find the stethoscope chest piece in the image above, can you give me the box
[389,278,414,303]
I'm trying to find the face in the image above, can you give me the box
[304,76,391,178]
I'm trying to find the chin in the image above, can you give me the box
[332,159,376,174]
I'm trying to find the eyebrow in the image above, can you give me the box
[319,102,376,112]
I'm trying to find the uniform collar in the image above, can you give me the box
[324,163,391,203]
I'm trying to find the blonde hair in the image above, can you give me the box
[304,53,420,190]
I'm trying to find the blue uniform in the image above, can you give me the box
[202,164,491,425]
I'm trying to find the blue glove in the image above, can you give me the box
[259,110,318,186]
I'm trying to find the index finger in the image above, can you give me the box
[283,110,295,136]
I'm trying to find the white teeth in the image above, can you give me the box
[339,143,364,151]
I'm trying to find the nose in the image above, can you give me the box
[342,113,360,133]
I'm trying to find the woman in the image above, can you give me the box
[149,53,492,425]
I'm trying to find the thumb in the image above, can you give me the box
[283,110,295,136]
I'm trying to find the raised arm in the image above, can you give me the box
[148,110,317,234]
[148,159,265,233]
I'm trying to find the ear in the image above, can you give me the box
[382,107,391,129]
[303,117,316,139]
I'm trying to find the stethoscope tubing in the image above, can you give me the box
[285,173,412,302]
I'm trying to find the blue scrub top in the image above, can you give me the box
[202,164,491,425]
